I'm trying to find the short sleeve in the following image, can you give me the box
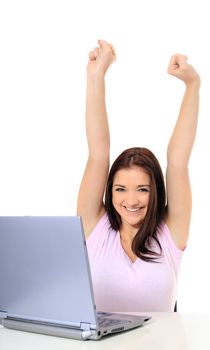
[86,212,111,253]
[157,221,185,277]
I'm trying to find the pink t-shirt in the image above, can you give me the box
[87,212,184,312]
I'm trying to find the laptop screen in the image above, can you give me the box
[0,216,97,327]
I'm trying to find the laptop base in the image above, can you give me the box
[2,319,98,340]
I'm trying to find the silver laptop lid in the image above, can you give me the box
[0,216,97,327]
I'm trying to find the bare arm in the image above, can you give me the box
[165,54,201,249]
[77,40,116,238]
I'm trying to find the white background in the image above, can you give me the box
[0,0,209,312]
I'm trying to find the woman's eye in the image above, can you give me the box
[139,188,149,192]
[116,188,125,192]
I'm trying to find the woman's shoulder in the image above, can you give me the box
[86,211,118,254]
[157,220,185,259]
[90,211,109,233]
[87,211,113,240]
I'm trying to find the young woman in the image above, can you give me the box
[77,40,200,312]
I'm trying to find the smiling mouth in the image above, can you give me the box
[124,206,143,212]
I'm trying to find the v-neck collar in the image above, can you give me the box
[117,231,139,268]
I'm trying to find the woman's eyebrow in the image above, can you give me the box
[113,184,150,187]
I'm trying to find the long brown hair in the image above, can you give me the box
[105,147,166,262]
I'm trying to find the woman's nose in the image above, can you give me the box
[124,193,139,206]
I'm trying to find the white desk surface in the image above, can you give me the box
[0,312,210,350]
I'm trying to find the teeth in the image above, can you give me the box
[125,207,140,212]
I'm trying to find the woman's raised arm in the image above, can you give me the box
[165,54,201,249]
[77,40,116,238]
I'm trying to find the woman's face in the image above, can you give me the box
[112,166,150,229]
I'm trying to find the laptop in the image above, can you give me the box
[0,216,151,340]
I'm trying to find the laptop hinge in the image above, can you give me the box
[80,322,91,331]
[0,311,8,319]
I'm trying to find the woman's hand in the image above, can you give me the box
[167,54,200,87]
[87,39,116,77]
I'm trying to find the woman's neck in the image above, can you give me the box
[119,222,139,243]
